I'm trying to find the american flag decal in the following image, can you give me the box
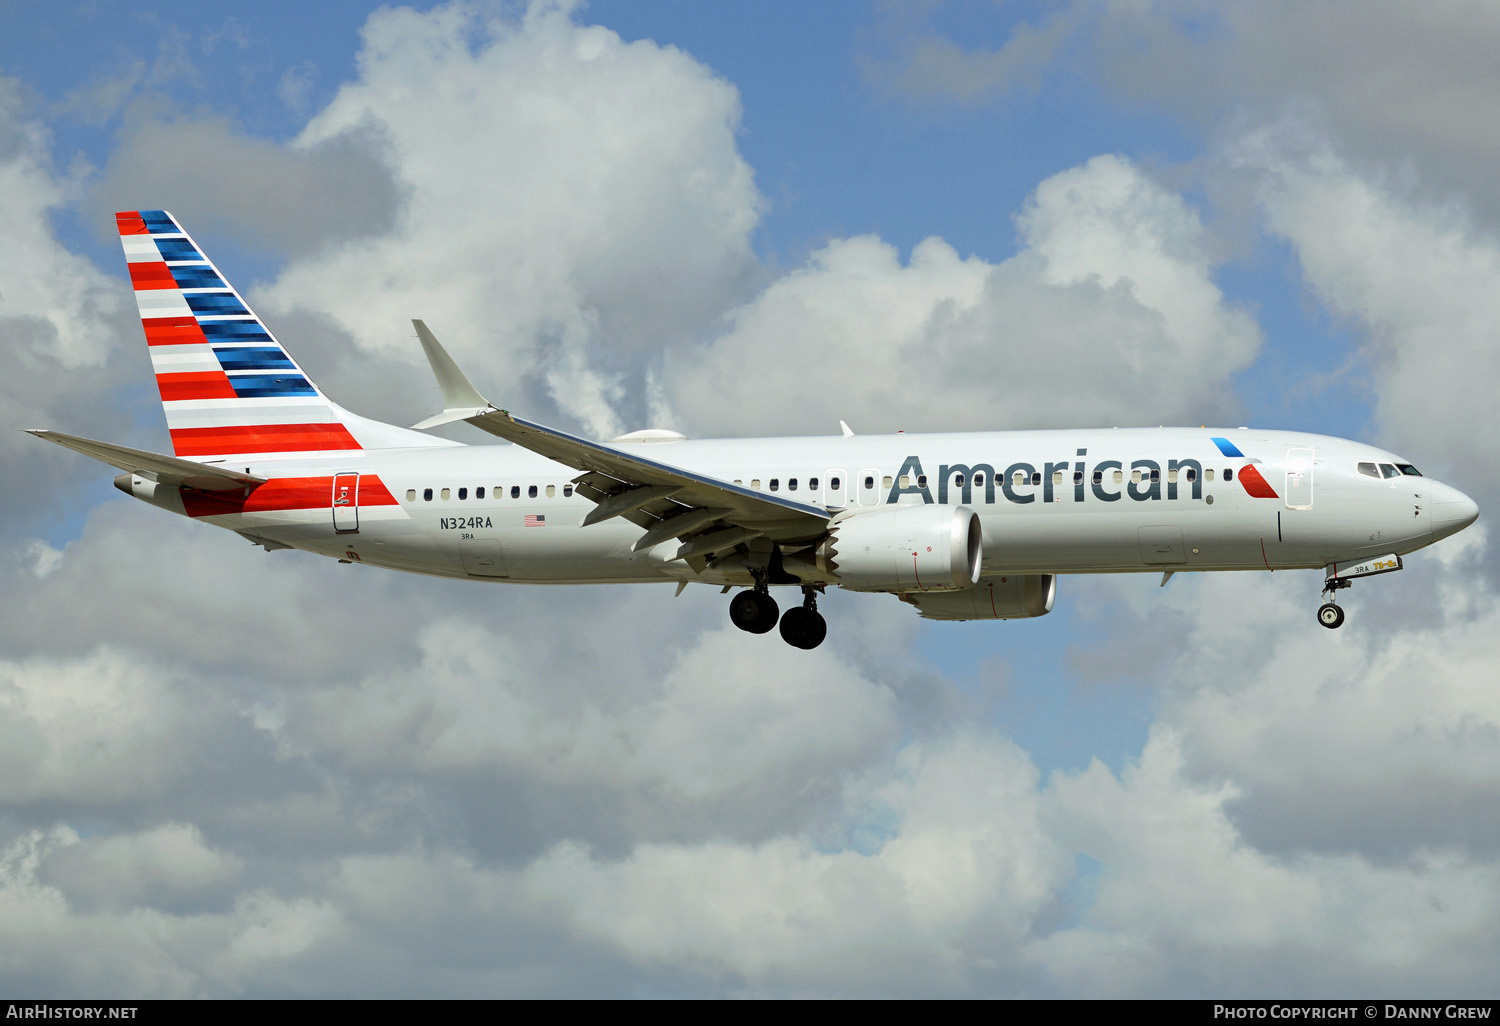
[525,514,546,527]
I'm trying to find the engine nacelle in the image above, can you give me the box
[820,504,981,592]
[900,574,1056,620]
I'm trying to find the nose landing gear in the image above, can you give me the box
[1317,577,1351,629]
[1314,554,1405,629]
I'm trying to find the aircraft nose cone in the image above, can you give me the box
[1430,481,1479,541]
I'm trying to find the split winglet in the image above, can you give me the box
[409,320,496,429]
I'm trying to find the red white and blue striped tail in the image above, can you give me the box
[117,209,370,459]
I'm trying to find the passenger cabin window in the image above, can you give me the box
[830,476,841,489]
[1167,470,1178,484]
[406,489,417,502]
[476,487,485,499]
[423,488,433,501]
[1205,469,1215,482]
[862,476,873,490]
[1150,469,1160,483]
[1380,464,1400,479]
[900,475,910,488]
[809,477,819,490]
[1186,468,1197,482]
[528,485,538,498]
[1357,462,1380,478]
[751,479,761,489]
[1112,470,1123,485]
[441,488,451,500]
[1224,469,1233,481]
[954,474,966,487]
[563,484,574,497]
[1131,470,1142,484]
[974,472,984,485]
[1397,464,1422,477]
[769,478,780,492]
[1053,471,1064,486]
[1074,471,1084,485]
[511,486,521,498]
[545,484,555,497]
[1092,471,1103,486]
[882,476,893,490]
[917,475,927,488]
[1031,472,1042,486]
[788,478,798,491]
[458,487,468,500]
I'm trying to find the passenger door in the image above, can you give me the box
[1285,447,1314,509]
[332,472,359,533]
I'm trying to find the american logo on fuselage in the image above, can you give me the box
[888,443,1280,507]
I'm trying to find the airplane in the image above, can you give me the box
[29,210,1480,649]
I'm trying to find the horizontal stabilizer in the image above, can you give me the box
[27,429,265,492]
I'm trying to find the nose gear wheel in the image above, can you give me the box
[1317,577,1351,629]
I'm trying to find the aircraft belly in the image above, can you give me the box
[499,520,660,581]
[977,506,1274,573]
[392,504,655,582]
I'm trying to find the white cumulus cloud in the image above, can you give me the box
[662,154,1260,437]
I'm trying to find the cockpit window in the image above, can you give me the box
[1397,464,1422,477]
[1380,464,1400,479]
[1357,462,1379,478]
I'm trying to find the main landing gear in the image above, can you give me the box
[729,583,827,649]
[1317,577,1351,630]
[728,586,779,634]
[778,588,828,650]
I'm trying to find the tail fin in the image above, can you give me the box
[117,209,437,459]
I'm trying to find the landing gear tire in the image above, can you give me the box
[1317,603,1345,629]
[730,589,779,634]
[779,606,828,650]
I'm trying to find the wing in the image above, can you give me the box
[406,322,830,562]
[467,408,829,544]
[27,429,266,492]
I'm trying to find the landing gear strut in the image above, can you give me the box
[778,586,828,650]
[729,576,779,634]
[1317,578,1350,629]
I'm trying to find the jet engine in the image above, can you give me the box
[900,574,1056,620]
[818,505,981,592]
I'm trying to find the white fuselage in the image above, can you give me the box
[127,426,1467,589]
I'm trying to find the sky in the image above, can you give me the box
[2,0,1499,998]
